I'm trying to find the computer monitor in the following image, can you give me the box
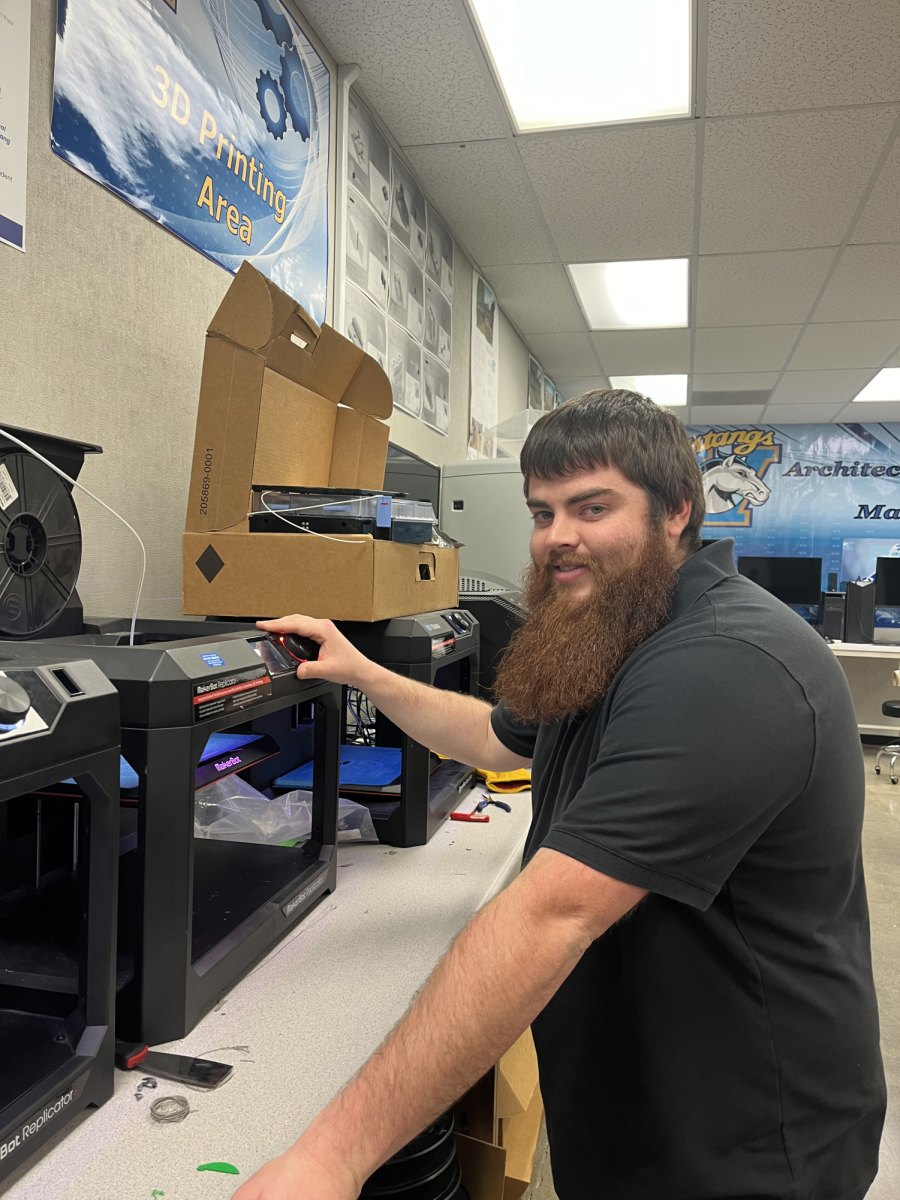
[737,556,823,605]
[875,557,900,606]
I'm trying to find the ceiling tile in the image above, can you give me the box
[554,377,610,401]
[700,107,897,254]
[814,244,900,323]
[517,123,696,262]
[696,249,835,327]
[525,333,599,379]
[481,264,584,334]
[403,141,556,266]
[768,369,876,406]
[693,326,801,373]
[763,403,845,423]
[589,329,691,374]
[301,0,507,144]
[852,139,900,245]
[688,405,765,423]
[790,321,900,369]
[705,0,900,117]
[840,401,900,422]
[691,371,780,391]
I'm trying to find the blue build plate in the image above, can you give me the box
[199,731,264,763]
[276,744,402,790]
[64,754,139,790]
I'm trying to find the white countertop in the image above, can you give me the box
[2,789,531,1200]
[830,642,900,658]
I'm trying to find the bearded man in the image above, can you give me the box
[239,391,885,1200]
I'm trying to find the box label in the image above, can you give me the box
[0,465,19,511]
[192,666,272,723]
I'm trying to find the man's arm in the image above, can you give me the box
[257,615,531,772]
[232,849,646,1200]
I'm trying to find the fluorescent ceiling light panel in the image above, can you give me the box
[568,259,689,330]
[852,368,900,402]
[609,374,688,406]
[468,0,692,131]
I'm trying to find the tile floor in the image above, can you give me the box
[522,746,900,1200]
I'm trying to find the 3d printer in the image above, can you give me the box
[0,654,119,1182]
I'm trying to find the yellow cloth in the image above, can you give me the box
[430,753,531,793]
[475,768,532,793]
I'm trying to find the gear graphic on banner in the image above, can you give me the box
[251,0,294,47]
[256,71,288,140]
[280,45,313,141]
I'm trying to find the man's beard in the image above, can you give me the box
[493,526,678,725]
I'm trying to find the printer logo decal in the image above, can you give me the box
[192,666,272,722]
[282,871,326,917]
[1,1077,85,1163]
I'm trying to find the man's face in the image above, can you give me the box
[526,463,689,602]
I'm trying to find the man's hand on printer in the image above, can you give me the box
[257,616,368,685]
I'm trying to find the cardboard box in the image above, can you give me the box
[454,1029,544,1200]
[182,264,459,620]
[185,262,394,537]
[183,530,459,622]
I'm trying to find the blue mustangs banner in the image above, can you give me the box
[51,0,330,320]
[689,422,900,589]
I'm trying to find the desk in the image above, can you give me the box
[831,643,900,735]
[1,789,531,1200]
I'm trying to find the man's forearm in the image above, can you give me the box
[292,852,637,1192]
[354,658,512,770]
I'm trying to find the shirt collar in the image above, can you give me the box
[671,537,736,619]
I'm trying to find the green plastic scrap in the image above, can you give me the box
[197,1162,240,1175]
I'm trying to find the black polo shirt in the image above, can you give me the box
[491,538,885,1200]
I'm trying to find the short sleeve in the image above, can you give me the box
[491,701,539,760]
[540,636,815,910]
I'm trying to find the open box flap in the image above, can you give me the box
[497,1027,539,1119]
[207,263,392,418]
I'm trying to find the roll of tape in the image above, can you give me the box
[892,669,900,688]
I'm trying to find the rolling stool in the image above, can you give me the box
[875,700,900,783]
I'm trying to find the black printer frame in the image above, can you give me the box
[337,614,480,847]
[116,681,341,1046]
[0,668,118,1182]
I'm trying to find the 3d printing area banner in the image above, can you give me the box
[689,422,900,590]
[51,0,330,321]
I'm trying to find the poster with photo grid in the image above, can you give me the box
[344,92,453,434]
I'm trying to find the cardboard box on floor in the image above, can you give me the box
[182,264,458,621]
[454,1028,544,1200]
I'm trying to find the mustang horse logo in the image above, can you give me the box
[692,428,782,528]
[701,455,772,514]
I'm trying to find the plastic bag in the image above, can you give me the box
[194,775,378,846]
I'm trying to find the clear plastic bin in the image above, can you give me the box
[253,491,436,525]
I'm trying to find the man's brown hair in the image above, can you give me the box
[519,389,706,551]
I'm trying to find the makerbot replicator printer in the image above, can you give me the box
[37,622,342,1045]
[333,609,480,847]
[0,427,342,1046]
[0,653,119,1182]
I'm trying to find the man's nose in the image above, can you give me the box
[545,514,580,550]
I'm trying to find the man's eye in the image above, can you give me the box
[532,511,552,523]
[585,506,604,516]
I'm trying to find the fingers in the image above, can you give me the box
[257,615,332,642]
[295,659,323,681]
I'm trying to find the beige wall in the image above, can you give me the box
[497,307,529,425]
